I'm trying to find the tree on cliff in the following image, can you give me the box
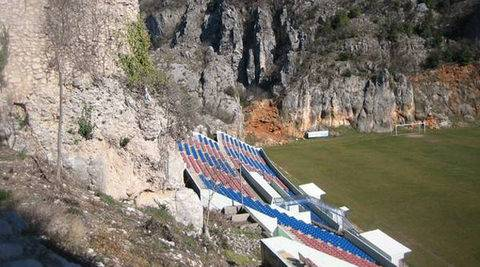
[45,0,99,180]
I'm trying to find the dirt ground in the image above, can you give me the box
[0,146,263,266]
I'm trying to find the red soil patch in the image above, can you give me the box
[244,99,294,145]
[410,64,480,90]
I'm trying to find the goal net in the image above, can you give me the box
[394,122,426,136]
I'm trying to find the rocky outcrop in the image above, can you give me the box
[141,0,478,139]
[0,0,189,203]
[281,70,415,133]
[412,64,480,126]
[135,189,204,233]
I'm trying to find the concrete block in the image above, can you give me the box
[231,213,250,223]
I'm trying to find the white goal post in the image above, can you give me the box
[394,122,426,136]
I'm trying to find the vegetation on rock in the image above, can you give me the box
[120,18,168,89]
[78,103,95,140]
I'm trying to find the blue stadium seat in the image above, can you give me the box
[190,145,198,159]
[184,144,191,155]
[177,141,183,151]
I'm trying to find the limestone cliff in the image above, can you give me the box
[142,0,479,138]
[0,0,479,224]
[0,0,201,231]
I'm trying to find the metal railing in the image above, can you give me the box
[272,195,361,232]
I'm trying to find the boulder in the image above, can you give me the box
[135,188,203,233]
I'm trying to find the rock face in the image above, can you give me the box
[0,0,188,202]
[135,189,204,233]
[141,0,479,137]
[0,0,478,204]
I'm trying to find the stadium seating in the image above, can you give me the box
[218,132,290,192]
[177,136,257,199]
[198,174,376,263]
[290,228,378,267]
[219,132,331,226]
[178,133,378,265]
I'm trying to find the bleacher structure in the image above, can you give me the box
[177,131,411,267]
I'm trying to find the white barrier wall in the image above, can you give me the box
[306,131,329,138]
[245,207,278,235]
[243,169,282,204]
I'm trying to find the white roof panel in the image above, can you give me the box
[299,183,326,199]
[361,229,411,257]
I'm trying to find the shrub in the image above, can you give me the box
[337,52,354,61]
[225,250,254,266]
[78,103,95,140]
[0,189,11,203]
[18,149,27,160]
[95,192,116,206]
[454,47,475,65]
[424,40,479,69]
[380,19,415,42]
[348,7,362,19]
[120,137,130,148]
[332,10,350,30]
[145,205,174,224]
[119,18,167,89]
[424,51,441,68]
[342,69,353,77]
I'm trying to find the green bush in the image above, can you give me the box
[78,103,95,140]
[95,192,117,206]
[342,69,353,77]
[380,19,415,42]
[17,148,28,160]
[224,250,254,266]
[119,18,167,89]
[145,205,174,224]
[424,51,441,69]
[454,47,475,65]
[332,10,350,30]
[424,40,479,69]
[0,189,10,203]
[348,7,362,19]
[337,52,354,61]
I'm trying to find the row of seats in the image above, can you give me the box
[218,132,289,191]
[178,138,257,199]
[290,228,379,267]
[220,132,328,226]
[198,174,375,263]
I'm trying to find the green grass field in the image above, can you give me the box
[265,127,480,267]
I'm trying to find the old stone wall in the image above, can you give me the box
[0,1,189,203]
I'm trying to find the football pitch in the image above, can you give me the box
[265,127,480,266]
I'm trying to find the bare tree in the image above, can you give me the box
[0,24,8,89]
[45,0,100,180]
